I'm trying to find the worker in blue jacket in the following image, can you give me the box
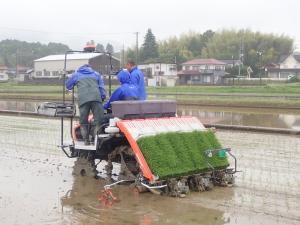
[104,69,138,110]
[126,59,147,100]
[66,64,106,145]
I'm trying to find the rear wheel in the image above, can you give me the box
[107,145,139,181]
[72,152,98,178]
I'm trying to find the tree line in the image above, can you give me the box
[126,29,294,76]
[0,39,115,68]
[0,29,294,76]
[0,39,70,67]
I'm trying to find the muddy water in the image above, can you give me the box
[0,100,40,112]
[0,115,300,225]
[177,105,300,131]
[2,100,300,131]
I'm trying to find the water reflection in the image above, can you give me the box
[177,105,300,130]
[1,100,300,131]
[0,100,40,112]
[1,115,299,224]
[60,172,226,225]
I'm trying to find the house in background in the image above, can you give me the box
[0,65,8,74]
[0,65,9,82]
[266,52,300,79]
[16,65,30,74]
[33,53,120,78]
[0,73,9,82]
[139,63,177,86]
[177,58,226,85]
[219,59,242,68]
[29,53,120,84]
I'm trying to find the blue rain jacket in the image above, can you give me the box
[129,66,147,100]
[65,65,106,106]
[104,70,138,109]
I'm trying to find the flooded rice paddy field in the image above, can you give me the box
[0,115,300,225]
[2,99,300,131]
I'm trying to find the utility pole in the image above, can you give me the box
[135,32,139,65]
[239,37,244,77]
[15,49,18,78]
[122,43,125,67]
[257,51,263,85]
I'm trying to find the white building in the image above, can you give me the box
[266,52,300,79]
[139,63,177,76]
[139,63,177,86]
[178,58,226,85]
[0,65,8,74]
[280,53,300,69]
[0,73,9,82]
[33,53,120,78]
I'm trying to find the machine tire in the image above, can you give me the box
[107,145,139,181]
[72,153,98,178]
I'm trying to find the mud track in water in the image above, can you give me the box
[0,115,300,225]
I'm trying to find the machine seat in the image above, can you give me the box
[111,100,176,119]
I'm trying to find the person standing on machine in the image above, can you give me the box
[125,59,147,100]
[66,64,106,145]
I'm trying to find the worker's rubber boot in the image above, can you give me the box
[80,126,90,145]
[94,124,101,138]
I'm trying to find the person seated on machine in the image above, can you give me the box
[104,69,139,110]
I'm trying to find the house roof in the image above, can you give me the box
[294,52,300,62]
[267,68,300,72]
[139,63,176,66]
[0,65,8,70]
[34,53,119,62]
[178,70,214,76]
[264,63,279,68]
[16,65,30,70]
[182,58,226,65]
[279,55,289,63]
[178,70,229,76]
[219,59,242,65]
[279,52,300,63]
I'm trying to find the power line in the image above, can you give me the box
[135,32,139,64]
[0,26,135,37]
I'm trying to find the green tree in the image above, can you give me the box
[203,29,294,75]
[158,30,214,65]
[106,43,114,54]
[140,28,159,63]
[125,47,136,62]
[96,43,105,52]
[86,40,95,45]
[225,65,247,76]
[125,29,294,72]
[0,39,70,67]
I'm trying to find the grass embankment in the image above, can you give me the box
[149,95,300,108]
[148,83,300,95]
[1,82,300,108]
[137,131,229,179]
[149,83,300,108]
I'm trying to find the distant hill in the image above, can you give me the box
[0,39,70,67]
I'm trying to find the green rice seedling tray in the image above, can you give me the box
[137,131,229,179]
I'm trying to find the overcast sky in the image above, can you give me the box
[0,0,299,51]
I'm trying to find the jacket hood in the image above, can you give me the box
[129,66,137,73]
[77,64,94,74]
[117,69,131,84]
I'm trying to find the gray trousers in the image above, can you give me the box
[79,101,104,140]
